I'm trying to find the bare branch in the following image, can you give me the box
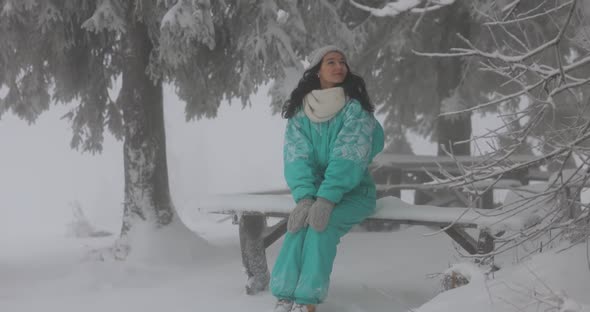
[369,0,590,261]
[484,1,573,26]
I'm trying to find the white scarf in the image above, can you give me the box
[303,87,347,123]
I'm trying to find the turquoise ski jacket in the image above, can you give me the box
[284,98,385,204]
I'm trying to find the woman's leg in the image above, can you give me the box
[270,227,309,300]
[292,194,375,305]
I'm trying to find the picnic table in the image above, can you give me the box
[371,153,549,208]
[198,152,552,295]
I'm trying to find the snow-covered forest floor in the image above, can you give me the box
[2,210,588,312]
[1,91,588,312]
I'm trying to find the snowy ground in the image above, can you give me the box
[2,87,589,312]
[1,210,589,312]
[0,214,454,312]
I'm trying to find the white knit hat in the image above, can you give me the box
[307,45,347,69]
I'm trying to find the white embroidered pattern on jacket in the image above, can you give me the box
[311,122,322,136]
[332,105,375,165]
[284,116,311,163]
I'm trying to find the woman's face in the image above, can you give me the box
[318,51,348,89]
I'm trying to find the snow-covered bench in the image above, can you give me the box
[198,194,540,295]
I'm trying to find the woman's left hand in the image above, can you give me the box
[306,197,335,232]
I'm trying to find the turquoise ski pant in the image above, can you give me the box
[270,192,375,305]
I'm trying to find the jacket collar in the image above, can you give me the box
[303,87,346,123]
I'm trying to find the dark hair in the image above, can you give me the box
[281,62,374,119]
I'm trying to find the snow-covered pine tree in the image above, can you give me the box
[342,1,475,208]
[0,0,303,260]
[356,0,590,255]
[350,0,589,198]
[353,0,590,157]
[343,0,474,156]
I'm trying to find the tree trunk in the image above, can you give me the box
[434,3,472,157]
[112,17,179,259]
[415,4,472,206]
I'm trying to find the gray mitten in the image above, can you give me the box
[287,198,315,233]
[307,197,335,232]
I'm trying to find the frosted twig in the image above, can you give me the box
[484,1,573,26]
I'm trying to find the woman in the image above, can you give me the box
[270,45,385,312]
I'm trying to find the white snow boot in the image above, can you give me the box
[273,299,293,312]
[290,303,316,312]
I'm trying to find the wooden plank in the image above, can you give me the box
[523,169,550,181]
[246,188,291,195]
[371,153,549,184]
[202,194,540,231]
[476,230,494,254]
[375,179,522,192]
[231,212,481,255]
[368,218,477,228]
[424,195,457,207]
[263,218,288,248]
[480,190,494,209]
[444,226,478,255]
[373,153,542,169]
[212,210,480,229]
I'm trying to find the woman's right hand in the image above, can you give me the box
[287,198,315,233]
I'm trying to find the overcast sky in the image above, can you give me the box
[0,85,288,237]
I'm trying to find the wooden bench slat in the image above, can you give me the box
[199,195,538,233]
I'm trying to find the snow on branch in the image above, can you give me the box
[372,0,590,259]
[159,0,215,67]
[1,0,37,17]
[82,0,126,34]
[483,1,574,26]
[415,1,582,117]
[37,2,62,26]
[349,0,455,18]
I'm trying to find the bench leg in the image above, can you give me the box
[239,215,270,295]
[444,226,478,255]
[444,226,495,256]
[476,230,494,254]
[263,218,287,248]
